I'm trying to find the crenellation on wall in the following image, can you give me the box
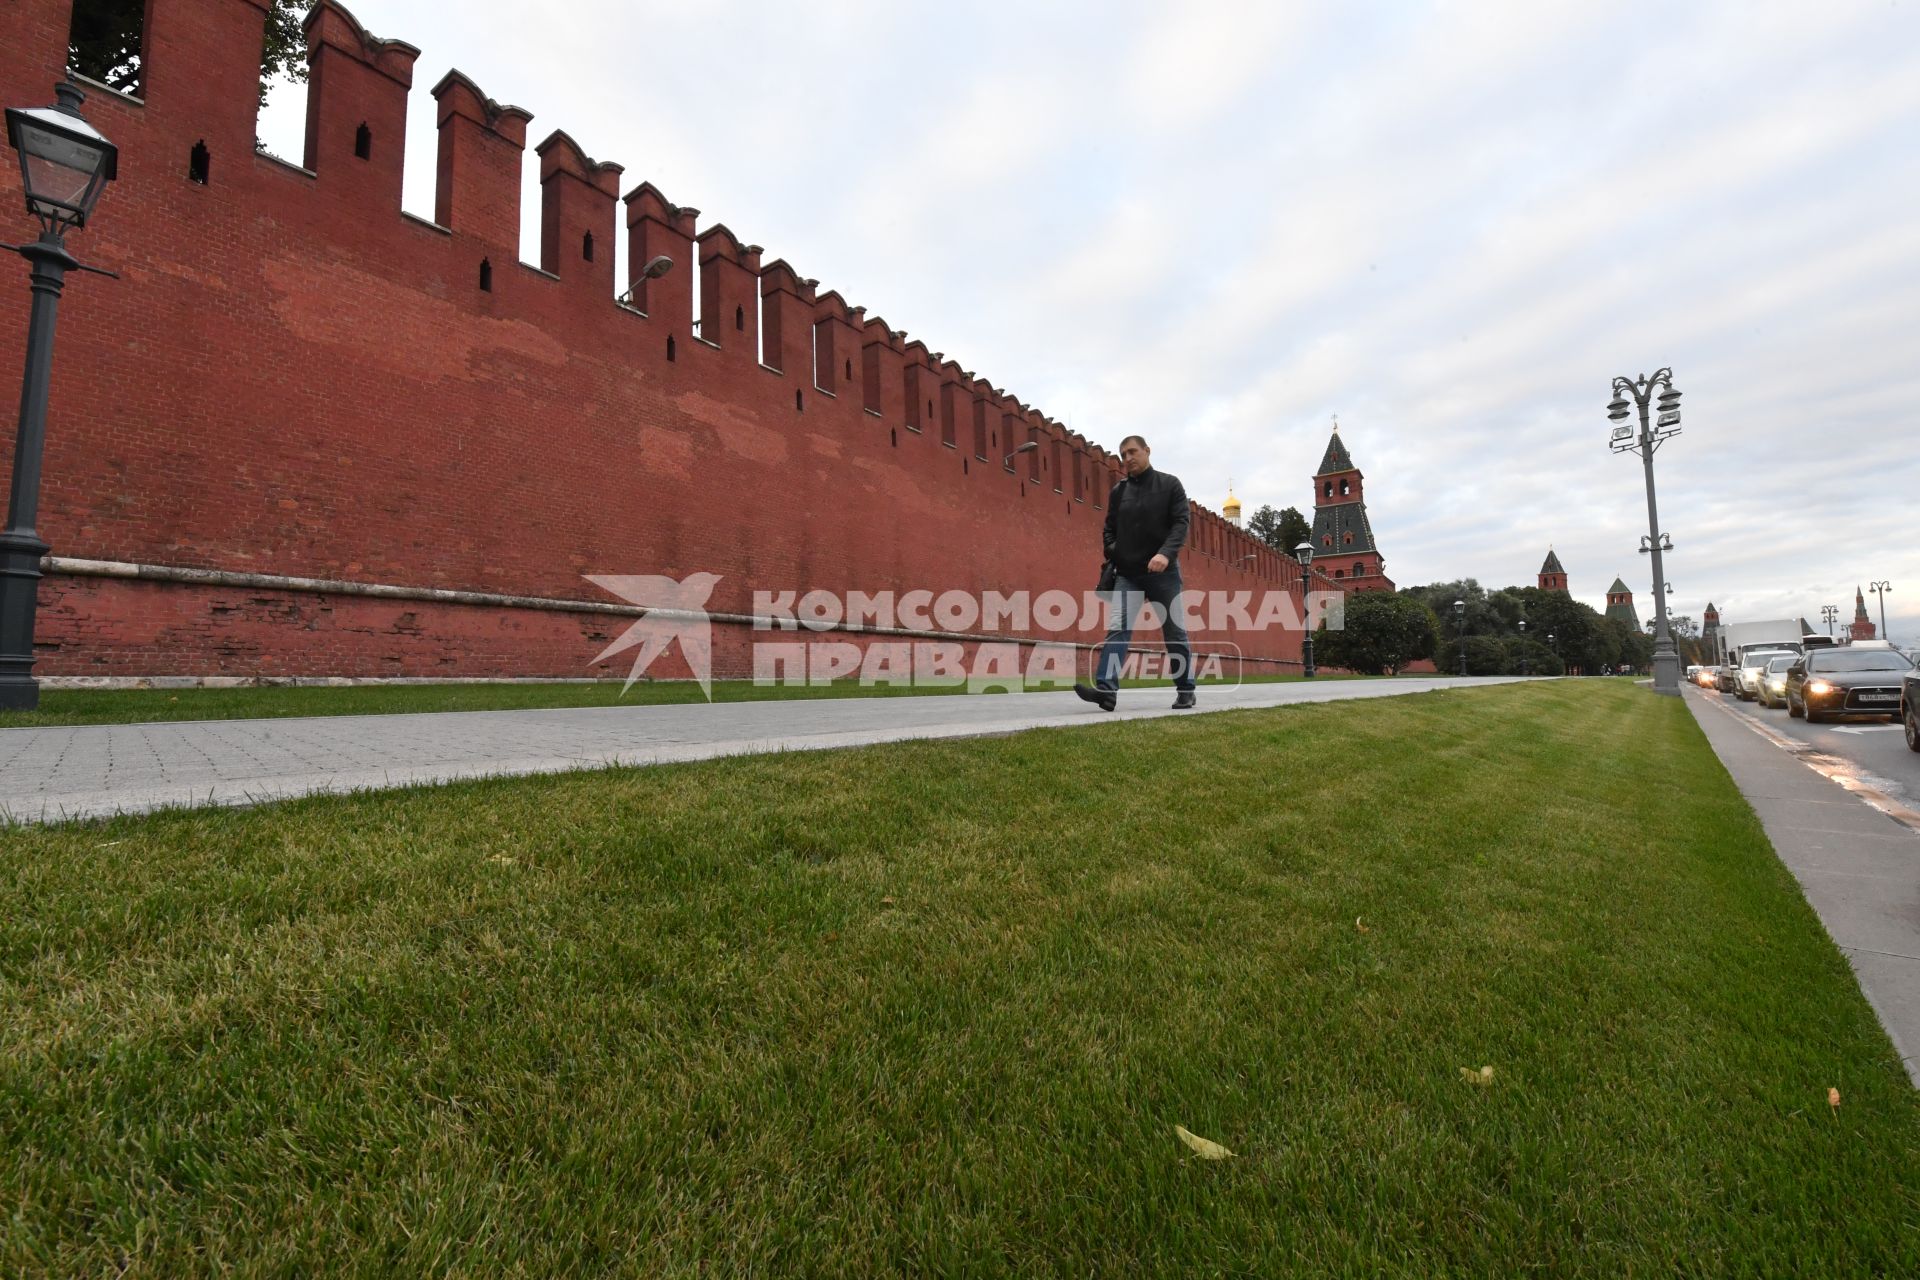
[621,181,694,320]
[536,130,622,289]
[300,1,417,206]
[758,257,815,376]
[695,223,760,357]
[810,291,863,401]
[143,0,268,172]
[859,315,903,422]
[432,69,532,249]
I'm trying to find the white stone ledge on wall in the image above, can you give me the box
[38,556,1305,682]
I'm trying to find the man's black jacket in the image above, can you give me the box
[1102,467,1191,577]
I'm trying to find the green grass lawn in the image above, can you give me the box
[0,672,1373,729]
[1,682,1913,1276]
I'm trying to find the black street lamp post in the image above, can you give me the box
[1,81,117,711]
[1821,604,1838,636]
[1454,599,1466,677]
[1518,617,1528,676]
[1869,581,1892,643]
[1608,368,1683,696]
[1293,541,1316,678]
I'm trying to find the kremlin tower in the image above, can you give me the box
[1309,423,1392,591]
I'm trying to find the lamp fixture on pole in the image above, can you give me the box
[1869,580,1892,642]
[1003,440,1040,468]
[615,253,675,308]
[1,80,118,710]
[1608,367,1683,696]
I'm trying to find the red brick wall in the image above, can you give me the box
[1,0,1318,679]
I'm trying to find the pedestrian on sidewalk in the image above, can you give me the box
[1076,435,1196,712]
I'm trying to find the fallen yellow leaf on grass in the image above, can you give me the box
[1355,916,1370,934]
[1174,1125,1233,1160]
[1459,1065,1494,1086]
[1828,1087,1841,1110]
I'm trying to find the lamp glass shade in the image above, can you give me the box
[7,99,116,229]
[1293,542,1314,568]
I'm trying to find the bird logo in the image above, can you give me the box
[584,573,722,699]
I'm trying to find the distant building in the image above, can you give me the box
[1604,577,1640,631]
[1538,549,1568,594]
[1850,586,1877,640]
[1222,486,1242,529]
[1310,425,1393,591]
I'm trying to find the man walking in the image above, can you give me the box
[1075,435,1196,711]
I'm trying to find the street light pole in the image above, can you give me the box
[1869,581,1892,643]
[1293,541,1316,679]
[1,82,117,710]
[1608,369,1683,696]
[1518,617,1528,676]
[1454,599,1466,677]
[1821,604,1838,637]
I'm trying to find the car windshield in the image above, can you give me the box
[1742,651,1791,669]
[1810,651,1912,673]
[1766,656,1796,673]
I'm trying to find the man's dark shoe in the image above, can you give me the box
[1172,691,1197,709]
[1074,683,1117,712]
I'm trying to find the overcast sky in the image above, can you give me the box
[258,0,1920,642]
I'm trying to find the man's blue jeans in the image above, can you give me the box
[1095,570,1194,693]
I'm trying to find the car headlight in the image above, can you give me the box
[1807,680,1833,695]
[1767,677,1785,690]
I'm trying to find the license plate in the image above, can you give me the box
[1858,692,1897,703]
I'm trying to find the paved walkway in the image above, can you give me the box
[1685,685,1920,1086]
[0,677,1522,825]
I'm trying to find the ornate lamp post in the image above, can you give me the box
[1,81,117,710]
[1608,368,1683,696]
[1821,604,1838,637]
[1454,599,1466,676]
[1293,541,1315,679]
[1869,581,1892,642]
[1517,617,1528,676]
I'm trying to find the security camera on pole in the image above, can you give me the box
[1607,369,1683,696]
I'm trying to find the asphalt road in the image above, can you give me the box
[1695,684,1920,827]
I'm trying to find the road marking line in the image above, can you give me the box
[1695,690,1920,835]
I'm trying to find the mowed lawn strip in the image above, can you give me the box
[0,681,1913,1276]
[0,672,1373,729]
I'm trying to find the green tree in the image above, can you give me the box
[1247,505,1311,555]
[70,0,306,102]
[1447,634,1504,675]
[1316,592,1437,675]
[1506,637,1564,677]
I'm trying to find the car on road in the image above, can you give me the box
[1734,647,1798,701]
[1906,665,1920,753]
[1756,653,1798,709]
[1786,648,1915,723]
[1715,663,1737,692]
